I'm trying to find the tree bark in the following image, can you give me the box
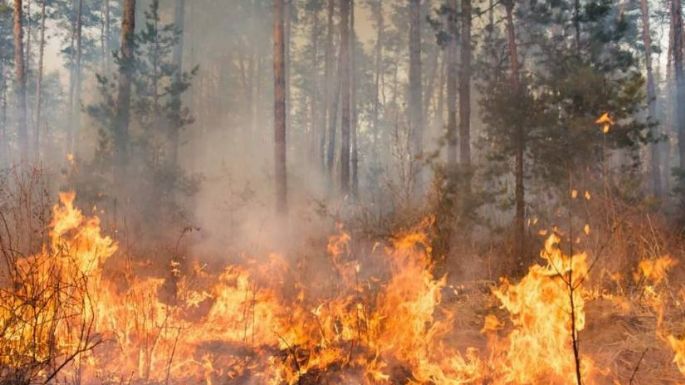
[459,0,472,167]
[446,0,458,167]
[408,0,423,189]
[73,0,83,154]
[115,0,136,183]
[309,6,321,161]
[423,47,439,128]
[274,0,288,213]
[673,0,685,171]
[285,0,292,135]
[25,0,30,77]
[13,0,28,162]
[351,0,358,196]
[0,84,7,164]
[67,0,76,150]
[504,0,526,269]
[322,0,335,173]
[34,0,47,163]
[372,1,383,142]
[435,53,445,138]
[328,30,343,176]
[339,0,351,193]
[170,0,186,167]
[640,0,661,197]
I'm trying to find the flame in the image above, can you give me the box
[634,256,677,285]
[5,193,685,384]
[595,112,614,134]
[486,233,592,384]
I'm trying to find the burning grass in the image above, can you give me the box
[1,192,685,385]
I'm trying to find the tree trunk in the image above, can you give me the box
[673,0,685,171]
[170,0,186,167]
[423,48,439,128]
[351,0,358,196]
[34,0,46,163]
[274,0,288,213]
[339,0,351,193]
[640,0,661,197]
[408,0,423,190]
[446,0,458,167]
[67,0,76,150]
[505,0,526,270]
[459,0,472,167]
[285,0,292,135]
[322,0,335,173]
[0,83,7,164]
[435,53,445,138]
[13,0,28,162]
[25,0,30,77]
[70,0,83,155]
[115,0,136,183]
[309,7,321,163]
[372,1,383,143]
[328,43,342,176]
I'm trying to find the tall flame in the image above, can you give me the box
[3,193,685,384]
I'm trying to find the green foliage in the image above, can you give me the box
[50,0,120,69]
[86,0,198,231]
[477,0,650,211]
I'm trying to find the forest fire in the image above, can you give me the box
[1,193,684,385]
[3,0,685,383]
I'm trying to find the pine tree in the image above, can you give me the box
[113,0,135,183]
[13,0,28,162]
[274,0,288,212]
[340,0,351,193]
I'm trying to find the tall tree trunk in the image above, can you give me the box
[71,0,83,154]
[170,0,186,167]
[285,0,292,135]
[321,0,335,172]
[0,83,7,164]
[115,0,136,184]
[372,1,383,143]
[504,0,525,270]
[25,0,30,76]
[34,0,46,163]
[435,53,445,138]
[67,0,76,150]
[274,0,288,213]
[459,0,472,167]
[423,48,439,127]
[328,48,342,175]
[339,0,351,193]
[249,1,260,137]
[673,0,685,171]
[13,0,28,163]
[309,7,321,163]
[0,4,4,165]
[351,0,358,196]
[446,0,458,167]
[640,0,661,197]
[665,6,675,195]
[408,0,423,191]
[0,64,6,165]
[76,0,84,135]
[255,50,264,136]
